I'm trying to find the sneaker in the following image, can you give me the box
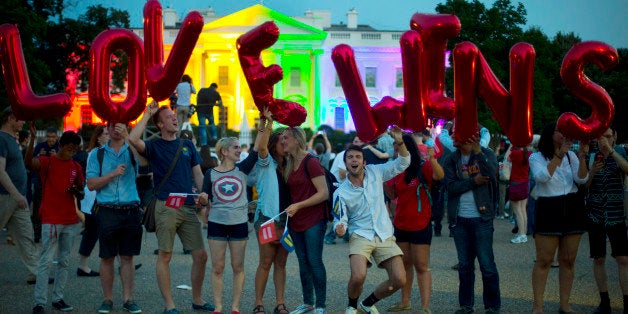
[451,263,460,270]
[32,305,44,314]
[510,234,527,244]
[99,300,113,313]
[419,308,432,314]
[454,306,474,314]
[344,306,357,314]
[123,300,142,313]
[289,304,313,314]
[314,309,326,314]
[358,302,379,314]
[52,299,73,312]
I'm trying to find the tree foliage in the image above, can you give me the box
[0,1,129,126]
[435,0,627,141]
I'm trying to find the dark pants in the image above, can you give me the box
[452,217,501,310]
[431,181,445,235]
[78,213,99,257]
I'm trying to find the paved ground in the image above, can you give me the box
[0,218,623,313]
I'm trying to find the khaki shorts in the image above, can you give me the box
[155,201,205,253]
[349,233,403,267]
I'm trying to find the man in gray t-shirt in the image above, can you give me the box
[0,107,39,283]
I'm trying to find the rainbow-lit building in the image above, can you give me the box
[158,4,417,132]
[67,4,413,132]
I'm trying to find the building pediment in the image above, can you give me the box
[201,4,327,41]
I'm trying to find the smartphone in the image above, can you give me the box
[317,130,324,135]
[595,152,604,163]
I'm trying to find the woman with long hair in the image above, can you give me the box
[252,128,291,314]
[76,125,109,277]
[198,111,271,314]
[282,127,329,314]
[508,144,532,244]
[529,123,588,314]
[385,133,444,313]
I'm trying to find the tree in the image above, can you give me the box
[0,1,130,124]
[436,0,528,134]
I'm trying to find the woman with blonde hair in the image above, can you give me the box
[282,127,329,314]
[199,110,272,314]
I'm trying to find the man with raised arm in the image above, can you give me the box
[333,127,410,314]
[128,101,213,314]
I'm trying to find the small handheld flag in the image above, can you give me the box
[258,220,277,244]
[165,193,188,209]
[332,195,342,220]
[279,219,294,253]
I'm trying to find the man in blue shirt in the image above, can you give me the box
[31,126,59,243]
[87,122,143,314]
[129,102,213,314]
[333,127,410,314]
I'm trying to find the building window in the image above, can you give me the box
[290,67,301,87]
[218,66,229,86]
[365,67,376,88]
[395,68,403,88]
[334,106,345,130]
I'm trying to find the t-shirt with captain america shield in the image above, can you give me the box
[203,151,258,225]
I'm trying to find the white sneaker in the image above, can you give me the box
[511,234,528,244]
[290,304,314,314]
[359,302,380,314]
[345,306,357,314]
[314,308,327,314]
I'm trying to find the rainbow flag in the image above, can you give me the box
[280,222,294,253]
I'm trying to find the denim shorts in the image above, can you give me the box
[535,193,586,236]
[207,221,249,241]
[394,224,432,245]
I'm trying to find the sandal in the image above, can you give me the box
[274,304,289,314]
[253,305,265,314]
[388,303,411,312]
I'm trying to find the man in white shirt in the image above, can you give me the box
[333,127,410,314]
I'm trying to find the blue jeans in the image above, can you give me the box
[452,217,500,310]
[289,219,327,308]
[197,111,217,146]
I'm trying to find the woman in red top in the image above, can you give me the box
[282,127,329,313]
[508,146,532,244]
[506,147,532,244]
[385,133,444,312]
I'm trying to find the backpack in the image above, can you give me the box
[303,154,338,221]
[97,146,137,176]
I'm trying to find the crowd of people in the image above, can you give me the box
[1,100,628,314]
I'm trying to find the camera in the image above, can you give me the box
[66,184,85,201]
